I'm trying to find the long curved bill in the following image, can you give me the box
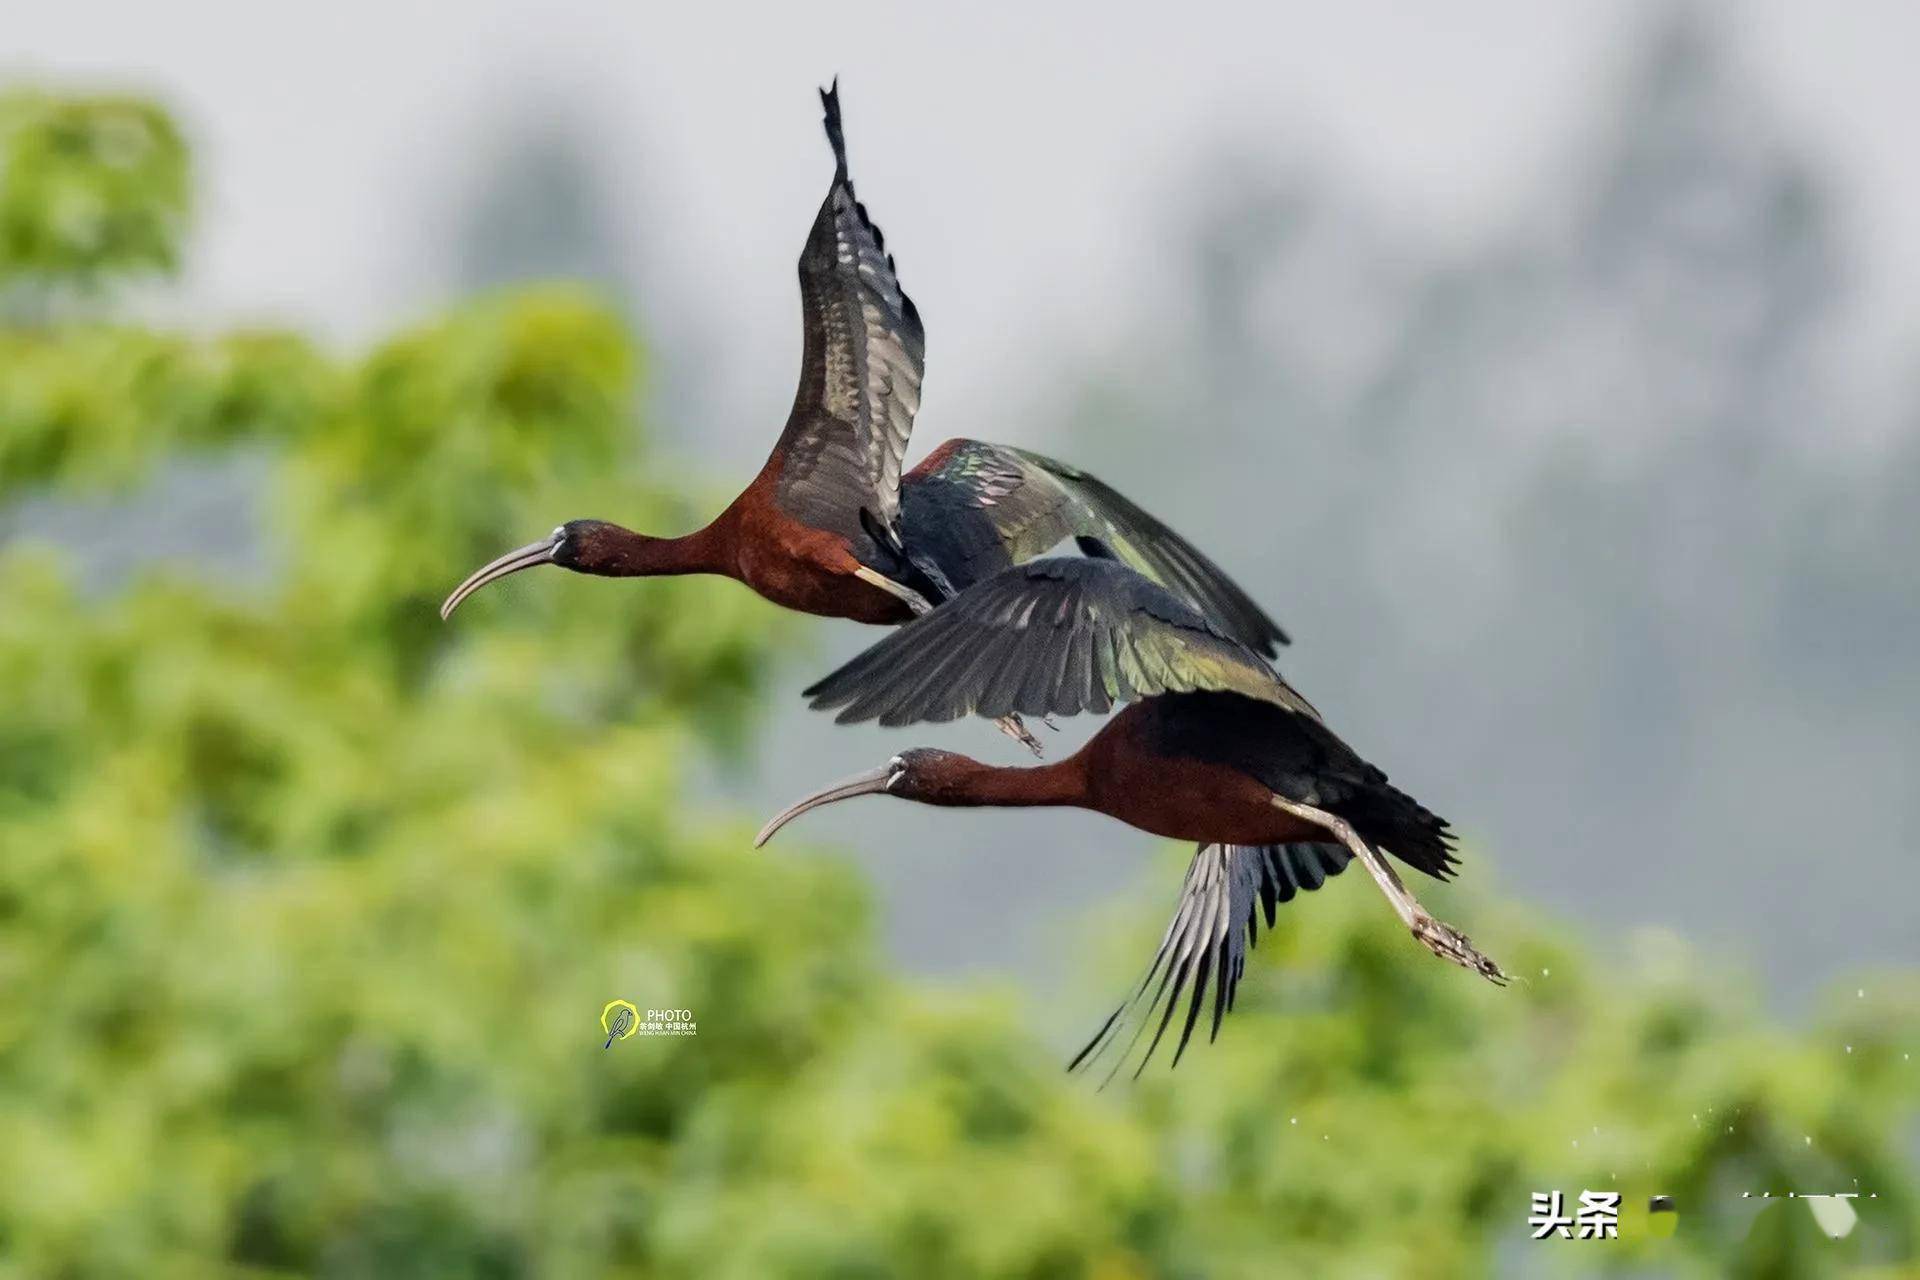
[755,763,897,847]
[440,534,561,620]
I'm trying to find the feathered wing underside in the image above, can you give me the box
[903,439,1289,654]
[803,558,1317,726]
[772,82,925,543]
[1069,842,1351,1080]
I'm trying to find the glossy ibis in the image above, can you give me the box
[441,85,1287,723]
[756,557,1505,1074]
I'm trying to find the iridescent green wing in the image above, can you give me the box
[901,439,1287,654]
[803,557,1315,726]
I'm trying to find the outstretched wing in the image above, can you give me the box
[902,439,1289,654]
[803,557,1317,726]
[771,81,925,543]
[1069,842,1351,1080]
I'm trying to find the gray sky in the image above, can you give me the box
[11,1,1920,445]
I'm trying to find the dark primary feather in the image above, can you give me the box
[803,558,1318,726]
[900,439,1289,655]
[771,81,925,545]
[1068,842,1351,1080]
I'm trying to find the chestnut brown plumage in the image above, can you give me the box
[440,84,1287,677]
[764,558,1505,1076]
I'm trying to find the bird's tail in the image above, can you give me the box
[819,78,849,180]
[1338,778,1458,882]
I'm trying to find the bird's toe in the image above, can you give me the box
[1410,915,1508,985]
[995,714,1047,758]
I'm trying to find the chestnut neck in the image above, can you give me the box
[582,521,734,579]
[921,753,1092,810]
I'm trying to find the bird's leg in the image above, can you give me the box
[995,714,1046,758]
[852,566,933,616]
[1269,795,1507,984]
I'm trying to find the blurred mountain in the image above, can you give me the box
[451,101,637,302]
[426,86,731,447]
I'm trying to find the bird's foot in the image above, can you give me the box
[1040,714,1060,732]
[996,714,1046,758]
[1409,911,1508,985]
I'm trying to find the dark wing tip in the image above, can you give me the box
[1018,450,1291,654]
[819,78,848,179]
[1197,579,1288,656]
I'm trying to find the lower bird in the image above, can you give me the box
[756,557,1505,1076]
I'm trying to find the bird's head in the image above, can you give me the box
[440,519,631,619]
[754,748,974,846]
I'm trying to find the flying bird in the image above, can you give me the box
[441,83,1286,754]
[756,557,1505,1076]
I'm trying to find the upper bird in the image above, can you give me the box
[440,82,1286,666]
[756,557,1506,1076]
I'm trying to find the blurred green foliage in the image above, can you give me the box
[0,90,187,296]
[0,86,1915,1279]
